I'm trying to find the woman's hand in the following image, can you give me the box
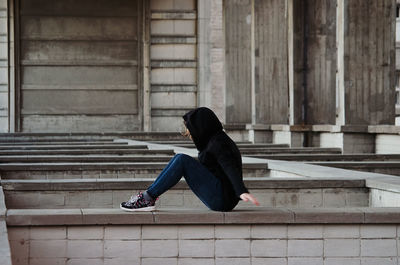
[240,193,260,206]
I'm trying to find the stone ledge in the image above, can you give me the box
[0,144,148,150]
[151,11,197,20]
[340,125,369,133]
[0,178,366,191]
[0,155,173,163]
[368,125,400,134]
[7,207,400,226]
[0,149,175,156]
[0,187,6,220]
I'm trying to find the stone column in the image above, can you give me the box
[197,0,226,123]
[0,0,7,132]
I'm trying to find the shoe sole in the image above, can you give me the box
[120,205,156,212]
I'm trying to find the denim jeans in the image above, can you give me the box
[147,153,229,211]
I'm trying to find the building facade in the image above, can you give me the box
[0,0,397,133]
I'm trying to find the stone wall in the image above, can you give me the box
[8,224,400,265]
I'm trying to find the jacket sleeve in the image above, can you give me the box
[214,143,249,198]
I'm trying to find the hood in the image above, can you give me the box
[182,107,223,151]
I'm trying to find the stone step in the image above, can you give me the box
[0,162,268,180]
[0,141,125,146]
[309,161,400,176]
[0,144,147,150]
[164,142,291,149]
[240,147,342,155]
[0,149,175,156]
[0,132,183,141]
[249,153,400,161]
[0,155,174,163]
[2,178,368,209]
[6,207,400,226]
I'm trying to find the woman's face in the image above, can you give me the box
[180,123,192,140]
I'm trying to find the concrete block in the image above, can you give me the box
[215,225,250,239]
[179,240,214,257]
[324,239,360,257]
[30,240,67,258]
[142,225,178,239]
[216,258,251,265]
[104,240,140,258]
[142,240,178,257]
[67,226,103,240]
[324,258,361,265]
[323,225,360,238]
[298,190,323,208]
[30,258,67,265]
[151,92,196,109]
[288,225,323,239]
[151,44,196,60]
[361,258,397,265]
[104,226,141,240]
[178,258,214,265]
[251,239,287,257]
[104,258,140,265]
[178,225,214,239]
[323,189,346,207]
[88,191,113,208]
[287,257,323,265]
[360,225,396,238]
[9,238,29,262]
[66,240,103,258]
[215,239,250,257]
[151,68,196,84]
[7,227,30,241]
[142,258,177,265]
[66,259,103,265]
[287,240,323,257]
[30,227,66,240]
[361,239,397,257]
[251,258,287,265]
[251,225,287,239]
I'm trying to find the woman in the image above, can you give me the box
[120,107,259,212]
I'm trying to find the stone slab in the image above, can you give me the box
[82,208,154,225]
[224,208,294,224]
[6,209,83,225]
[153,209,224,224]
[292,208,364,224]
[0,178,366,191]
[363,208,400,223]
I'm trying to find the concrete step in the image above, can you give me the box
[0,141,118,145]
[0,132,183,141]
[309,161,400,176]
[240,147,342,155]
[0,144,146,150]
[0,162,268,180]
[2,178,368,209]
[0,155,174,163]
[249,153,400,161]
[0,149,175,156]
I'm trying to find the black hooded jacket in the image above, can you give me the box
[183,107,249,210]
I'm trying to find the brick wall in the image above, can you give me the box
[8,224,400,265]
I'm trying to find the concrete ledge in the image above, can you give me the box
[248,153,400,161]
[0,162,267,171]
[7,207,400,226]
[0,178,366,191]
[0,149,175,156]
[0,144,148,150]
[0,155,173,163]
[368,125,400,134]
[341,125,370,133]
[151,60,197,68]
[0,187,6,220]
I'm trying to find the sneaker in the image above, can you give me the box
[120,192,156,212]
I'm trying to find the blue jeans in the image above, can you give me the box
[147,153,228,211]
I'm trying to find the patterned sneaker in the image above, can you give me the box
[120,192,156,212]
